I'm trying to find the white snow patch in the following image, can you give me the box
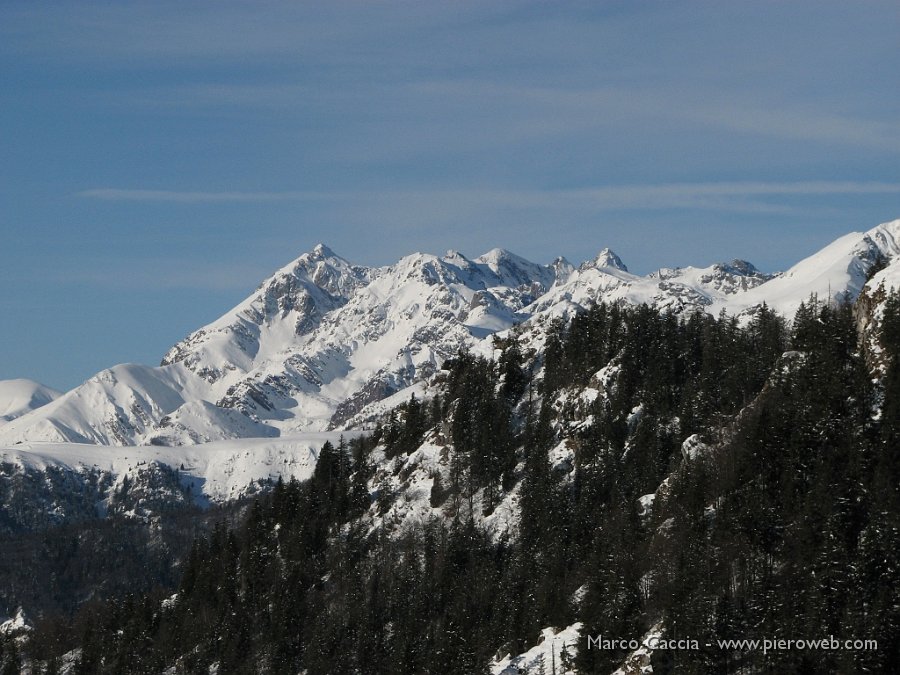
[0,433,352,503]
[680,434,709,461]
[638,493,656,519]
[549,439,576,474]
[580,387,600,404]
[492,623,582,675]
[0,607,30,636]
[611,623,664,675]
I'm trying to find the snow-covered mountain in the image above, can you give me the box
[0,379,60,426]
[1,218,899,450]
[527,219,900,322]
[718,219,900,319]
[0,433,347,524]
[0,246,564,447]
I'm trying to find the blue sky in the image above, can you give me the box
[1,1,898,390]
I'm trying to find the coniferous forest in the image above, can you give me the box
[3,294,900,674]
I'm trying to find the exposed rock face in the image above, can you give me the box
[857,251,900,373]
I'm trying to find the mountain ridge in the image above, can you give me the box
[2,219,899,449]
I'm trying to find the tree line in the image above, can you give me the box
[4,294,899,673]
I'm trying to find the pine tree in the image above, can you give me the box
[0,642,20,675]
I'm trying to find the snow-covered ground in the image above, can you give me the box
[0,608,30,637]
[610,624,665,675]
[0,379,60,425]
[491,623,582,675]
[0,433,353,503]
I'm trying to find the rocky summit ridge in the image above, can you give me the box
[1,219,899,449]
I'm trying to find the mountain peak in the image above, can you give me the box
[588,247,628,272]
[0,379,61,425]
[310,243,336,259]
[474,247,536,271]
[721,259,760,276]
[866,219,900,259]
[472,247,557,289]
[478,247,523,262]
[443,249,471,263]
[551,256,575,283]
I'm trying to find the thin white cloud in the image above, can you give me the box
[78,189,329,203]
[409,81,900,152]
[96,78,900,156]
[557,181,900,209]
[680,102,900,153]
[59,259,275,291]
[78,181,900,211]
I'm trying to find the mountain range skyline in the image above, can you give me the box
[4,218,899,392]
[3,1,899,390]
[2,217,898,452]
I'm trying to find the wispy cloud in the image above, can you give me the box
[405,81,900,152]
[95,78,900,158]
[79,181,900,211]
[555,181,900,209]
[679,101,900,152]
[58,259,275,291]
[78,188,329,203]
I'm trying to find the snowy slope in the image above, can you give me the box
[0,379,60,425]
[715,219,900,319]
[868,259,900,297]
[0,433,349,503]
[161,244,374,386]
[0,363,199,445]
[2,218,899,449]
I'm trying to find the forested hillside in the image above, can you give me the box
[3,293,899,674]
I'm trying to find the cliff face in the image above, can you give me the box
[857,253,900,373]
